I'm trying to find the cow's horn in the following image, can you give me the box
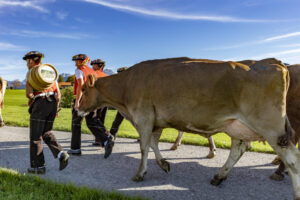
[87,74,95,87]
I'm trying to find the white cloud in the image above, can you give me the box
[261,48,300,57]
[277,43,300,48]
[0,42,27,51]
[263,32,300,42]
[1,29,92,40]
[0,57,27,81]
[81,0,270,22]
[207,31,300,51]
[56,11,68,20]
[0,0,49,13]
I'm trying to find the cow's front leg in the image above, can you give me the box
[132,125,152,182]
[151,128,170,173]
[170,131,183,150]
[211,138,247,186]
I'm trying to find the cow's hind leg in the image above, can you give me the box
[270,161,285,181]
[170,131,183,150]
[206,136,216,158]
[270,143,300,199]
[151,128,170,173]
[0,110,4,127]
[211,138,247,186]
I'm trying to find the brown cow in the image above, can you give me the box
[78,57,300,199]
[0,77,7,127]
[171,63,300,181]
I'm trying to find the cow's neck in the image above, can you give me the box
[97,74,131,118]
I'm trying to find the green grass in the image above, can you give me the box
[0,168,147,200]
[2,89,275,154]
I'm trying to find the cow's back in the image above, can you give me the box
[122,58,288,133]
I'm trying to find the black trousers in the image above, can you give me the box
[96,107,107,125]
[110,111,124,136]
[29,96,62,168]
[71,107,108,149]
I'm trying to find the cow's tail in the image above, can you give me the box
[277,116,294,147]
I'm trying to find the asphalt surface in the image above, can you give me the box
[0,126,294,200]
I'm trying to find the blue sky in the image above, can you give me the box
[1,0,300,81]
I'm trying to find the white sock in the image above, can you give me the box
[57,151,63,159]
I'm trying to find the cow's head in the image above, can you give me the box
[77,74,101,116]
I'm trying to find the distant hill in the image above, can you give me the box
[103,69,115,75]
[60,73,72,81]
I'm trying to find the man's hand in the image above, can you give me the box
[74,100,80,110]
[28,98,34,106]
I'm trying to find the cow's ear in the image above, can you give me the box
[87,74,95,87]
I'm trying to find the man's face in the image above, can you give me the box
[75,60,84,68]
[92,64,99,70]
[26,59,35,69]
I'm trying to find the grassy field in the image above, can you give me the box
[2,89,275,153]
[0,168,147,200]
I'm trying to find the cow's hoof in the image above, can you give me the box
[270,173,284,181]
[271,157,281,165]
[170,145,178,150]
[160,158,170,173]
[210,174,226,186]
[206,151,216,159]
[131,172,147,182]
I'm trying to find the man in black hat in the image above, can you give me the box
[24,51,69,174]
[68,54,114,158]
[90,59,109,146]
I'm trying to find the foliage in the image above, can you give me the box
[12,79,21,89]
[58,75,64,82]
[66,75,75,85]
[60,86,74,108]
[2,89,275,154]
[0,168,147,200]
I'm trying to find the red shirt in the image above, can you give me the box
[94,70,107,78]
[33,82,58,96]
[73,65,95,95]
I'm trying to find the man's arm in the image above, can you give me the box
[55,81,61,104]
[74,78,83,110]
[26,82,34,106]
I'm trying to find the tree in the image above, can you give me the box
[66,75,75,85]
[58,75,64,83]
[13,79,21,89]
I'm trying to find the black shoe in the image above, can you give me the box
[27,166,46,174]
[59,152,69,171]
[104,138,114,159]
[67,149,82,155]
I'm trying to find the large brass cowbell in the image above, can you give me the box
[27,63,58,91]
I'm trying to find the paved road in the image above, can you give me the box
[0,126,293,200]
